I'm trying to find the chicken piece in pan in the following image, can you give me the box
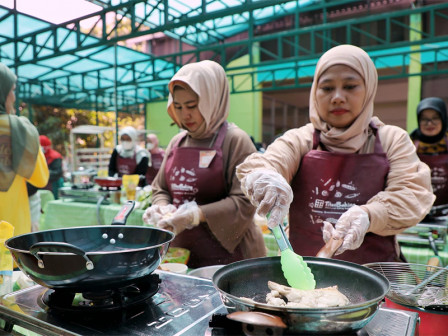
[266,281,350,308]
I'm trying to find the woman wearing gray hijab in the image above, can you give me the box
[410,97,448,215]
[0,63,49,236]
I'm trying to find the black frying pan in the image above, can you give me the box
[213,256,390,335]
[5,201,174,292]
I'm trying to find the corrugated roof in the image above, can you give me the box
[1,0,448,113]
[1,0,319,113]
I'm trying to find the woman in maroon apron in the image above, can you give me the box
[142,60,266,268]
[237,45,434,264]
[108,126,148,184]
[410,97,448,217]
[145,133,165,185]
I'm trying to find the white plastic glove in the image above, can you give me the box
[142,204,177,226]
[241,169,293,229]
[157,201,201,235]
[322,205,370,255]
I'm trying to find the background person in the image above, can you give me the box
[410,97,448,216]
[236,45,434,264]
[145,133,165,185]
[0,63,49,236]
[108,126,149,185]
[39,135,64,199]
[142,60,266,268]
[26,182,42,232]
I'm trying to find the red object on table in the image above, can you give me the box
[94,177,122,188]
[384,298,448,336]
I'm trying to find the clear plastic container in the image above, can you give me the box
[0,273,13,295]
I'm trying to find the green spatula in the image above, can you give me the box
[270,225,316,290]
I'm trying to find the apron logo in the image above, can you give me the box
[199,150,216,168]
[171,183,195,192]
[432,166,447,192]
[310,179,360,213]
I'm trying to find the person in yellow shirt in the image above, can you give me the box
[0,63,49,237]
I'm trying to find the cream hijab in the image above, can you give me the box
[309,45,379,153]
[116,126,148,163]
[167,60,229,139]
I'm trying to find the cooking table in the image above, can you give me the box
[39,200,448,265]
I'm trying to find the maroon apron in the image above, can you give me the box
[164,122,243,268]
[289,123,399,264]
[116,152,137,176]
[414,139,448,208]
[146,152,164,185]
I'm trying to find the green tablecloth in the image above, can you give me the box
[37,190,54,210]
[401,244,448,265]
[39,201,280,256]
[39,200,146,230]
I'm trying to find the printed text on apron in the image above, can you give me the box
[289,123,399,264]
[164,122,243,268]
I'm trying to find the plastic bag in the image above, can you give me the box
[0,221,14,295]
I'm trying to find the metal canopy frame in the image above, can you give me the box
[1,0,448,113]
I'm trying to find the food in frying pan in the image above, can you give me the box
[265,281,350,308]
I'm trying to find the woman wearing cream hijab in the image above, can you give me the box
[108,126,149,183]
[237,45,434,264]
[143,60,266,268]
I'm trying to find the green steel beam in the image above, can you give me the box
[72,2,448,97]
[0,0,311,64]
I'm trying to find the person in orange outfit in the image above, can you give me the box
[39,135,64,199]
[0,63,49,236]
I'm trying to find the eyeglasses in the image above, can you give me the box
[420,118,441,125]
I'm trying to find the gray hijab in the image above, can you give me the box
[0,63,40,191]
[0,63,16,114]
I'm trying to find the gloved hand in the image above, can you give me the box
[157,201,201,235]
[142,204,177,226]
[322,205,370,255]
[240,169,293,229]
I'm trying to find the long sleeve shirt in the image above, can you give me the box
[236,120,435,236]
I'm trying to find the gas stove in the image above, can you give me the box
[0,271,225,336]
[0,271,419,336]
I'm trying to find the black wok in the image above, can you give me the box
[5,201,174,292]
[213,256,390,335]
